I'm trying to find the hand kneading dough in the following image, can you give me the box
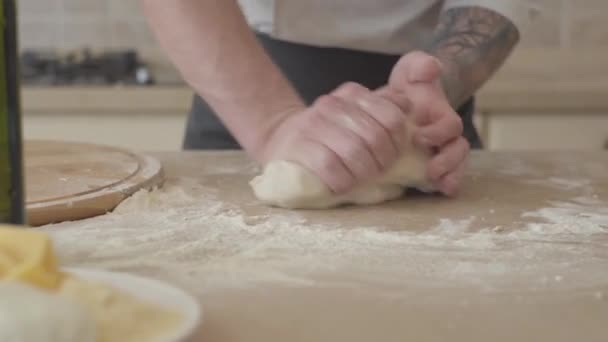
[250,122,433,209]
[0,282,96,342]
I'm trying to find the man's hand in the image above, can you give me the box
[382,51,470,196]
[382,6,520,195]
[261,83,411,194]
[260,51,470,196]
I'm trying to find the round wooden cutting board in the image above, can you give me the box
[24,140,164,226]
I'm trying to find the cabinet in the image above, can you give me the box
[23,111,188,152]
[477,111,608,150]
[22,87,191,151]
[20,84,608,152]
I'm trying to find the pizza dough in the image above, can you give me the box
[0,281,96,342]
[250,122,433,209]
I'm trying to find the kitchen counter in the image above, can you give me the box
[43,150,608,342]
[21,49,608,114]
[21,80,608,114]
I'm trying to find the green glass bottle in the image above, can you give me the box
[0,0,25,224]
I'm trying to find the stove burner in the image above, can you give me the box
[20,48,155,86]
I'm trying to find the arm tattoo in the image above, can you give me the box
[427,7,520,108]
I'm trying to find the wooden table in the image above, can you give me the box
[44,151,608,342]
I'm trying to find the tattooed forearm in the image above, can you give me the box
[427,7,519,108]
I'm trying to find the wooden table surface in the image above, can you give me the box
[44,151,608,342]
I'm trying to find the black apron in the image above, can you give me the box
[183,33,482,150]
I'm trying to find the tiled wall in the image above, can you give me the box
[16,0,608,80]
[17,0,179,81]
[18,0,153,51]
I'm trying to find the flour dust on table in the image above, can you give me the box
[44,177,608,299]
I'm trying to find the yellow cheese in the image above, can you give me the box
[0,225,64,290]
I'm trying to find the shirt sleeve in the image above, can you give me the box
[442,0,542,34]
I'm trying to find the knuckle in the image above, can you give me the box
[389,93,411,112]
[302,110,324,131]
[342,82,362,91]
[337,82,369,97]
[360,92,386,108]
[314,94,340,111]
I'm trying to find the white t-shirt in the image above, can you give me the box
[238,0,540,55]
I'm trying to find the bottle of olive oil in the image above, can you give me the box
[0,0,25,224]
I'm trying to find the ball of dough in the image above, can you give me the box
[250,125,434,209]
[0,281,96,342]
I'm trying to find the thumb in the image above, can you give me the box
[389,51,442,89]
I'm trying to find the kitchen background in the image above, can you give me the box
[17,0,608,151]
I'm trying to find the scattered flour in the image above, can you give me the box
[524,177,593,192]
[43,179,608,297]
[496,157,539,177]
[519,200,608,236]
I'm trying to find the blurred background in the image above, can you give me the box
[17,0,608,151]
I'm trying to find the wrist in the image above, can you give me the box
[190,74,305,162]
[247,103,305,163]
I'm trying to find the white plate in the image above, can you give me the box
[63,267,202,342]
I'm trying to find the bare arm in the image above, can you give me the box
[140,0,304,159]
[427,6,520,108]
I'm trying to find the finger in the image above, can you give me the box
[351,91,409,153]
[309,122,380,187]
[311,112,382,183]
[332,82,370,98]
[287,137,356,194]
[323,97,399,170]
[414,108,464,148]
[331,84,402,167]
[310,94,383,181]
[436,159,467,196]
[406,86,439,126]
[379,78,440,129]
[334,82,411,117]
[332,82,411,113]
[407,53,442,84]
[374,86,411,113]
[389,51,443,91]
[427,137,470,181]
